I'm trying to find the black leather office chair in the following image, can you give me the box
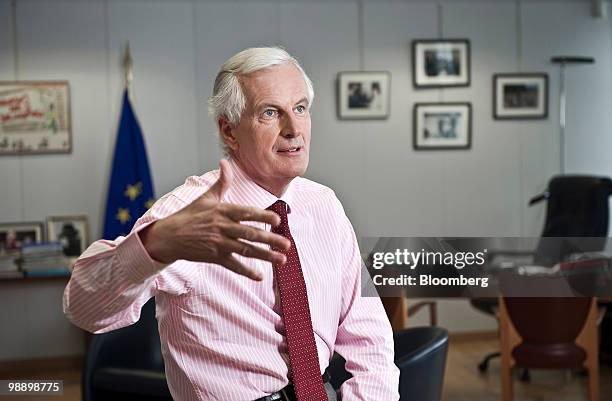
[328,326,449,401]
[82,298,173,401]
[471,175,612,374]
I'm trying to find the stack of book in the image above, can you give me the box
[20,242,71,278]
[0,251,23,279]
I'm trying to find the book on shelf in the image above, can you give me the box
[0,242,72,279]
[0,255,19,271]
[20,242,69,272]
[0,270,24,279]
[23,267,71,278]
[21,242,63,255]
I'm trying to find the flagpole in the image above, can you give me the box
[123,42,134,103]
[104,41,155,239]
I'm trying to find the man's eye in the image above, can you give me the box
[263,109,277,118]
[295,105,306,113]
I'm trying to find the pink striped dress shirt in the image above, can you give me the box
[63,158,399,401]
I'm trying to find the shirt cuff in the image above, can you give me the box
[116,221,169,283]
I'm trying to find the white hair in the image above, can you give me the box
[208,47,314,127]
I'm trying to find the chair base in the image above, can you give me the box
[478,351,530,382]
[478,351,500,372]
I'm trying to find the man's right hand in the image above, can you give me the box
[140,159,290,281]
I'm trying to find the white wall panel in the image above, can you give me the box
[362,2,443,237]
[0,285,28,360]
[17,0,109,240]
[522,0,612,233]
[107,1,200,196]
[0,0,107,362]
[25,281,83,357]
[0,0,13,79]
[0,2,27,362]
[442,1,523,237]
[0,0,23,223]
[279,2,364,230]
[195,1,281,175]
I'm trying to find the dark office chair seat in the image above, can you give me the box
[328,326,449,401]
[82,298,173,401]
[92,368,170,396]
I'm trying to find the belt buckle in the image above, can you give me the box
[267,391,284,401]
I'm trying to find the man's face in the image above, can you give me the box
[221,63,311,195]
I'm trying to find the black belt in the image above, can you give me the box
[254,370,331,401]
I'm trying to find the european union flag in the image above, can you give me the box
[103,90,155,239]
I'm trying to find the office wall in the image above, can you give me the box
[0,0,611,360]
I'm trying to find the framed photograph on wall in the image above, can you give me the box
[337,71,390,119]
[0,222,44,254]
[413,102,472,150]
[493,73,548,119]
[47,215,89,257]
[412,39,470,88]
[0,81,72,155]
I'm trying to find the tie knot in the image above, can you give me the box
[267,200,289,235]
[267,200,288,218]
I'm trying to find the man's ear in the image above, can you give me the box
[218,117,239,152]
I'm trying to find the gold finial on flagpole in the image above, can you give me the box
[122,41,134,102]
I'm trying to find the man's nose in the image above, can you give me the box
[280,113,300,138]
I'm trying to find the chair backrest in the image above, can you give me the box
[502,296,594,369]
[89,298,163,370]
[534,175,612,266]
[395,327,449,401]
[82,298,164,401]
[327,327,448,401]
[504,297,591,344]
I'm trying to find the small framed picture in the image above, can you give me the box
[413,102,472,150]
[0,81,72,155]
[47,215,89,257]
[493,73,548,119]
[337,71,390,119]
[412,39,470,88]
[0,222,44,254]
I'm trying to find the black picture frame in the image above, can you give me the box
[336,71,391,120]
[413,102,472,150]
[493,73,548,120]
[412,39,471,88]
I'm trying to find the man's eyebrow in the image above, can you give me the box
[256,98,308,110]
[257,102,280,110]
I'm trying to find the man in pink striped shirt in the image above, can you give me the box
[63,47,399,401]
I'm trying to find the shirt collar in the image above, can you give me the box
[226,157,297,212]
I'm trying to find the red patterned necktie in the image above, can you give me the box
[267,200,328,401]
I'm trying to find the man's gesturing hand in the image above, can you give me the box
[140,159,290,281]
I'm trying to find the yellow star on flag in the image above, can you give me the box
[116,208,131,224]
[124,182,142,201]
[145,198,155,209]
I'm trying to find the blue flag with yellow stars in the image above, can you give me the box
[103,90,155,239]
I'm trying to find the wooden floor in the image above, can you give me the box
[2,336,612,401]
[444,337,612,401]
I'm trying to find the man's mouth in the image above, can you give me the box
[277,146,303,154]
